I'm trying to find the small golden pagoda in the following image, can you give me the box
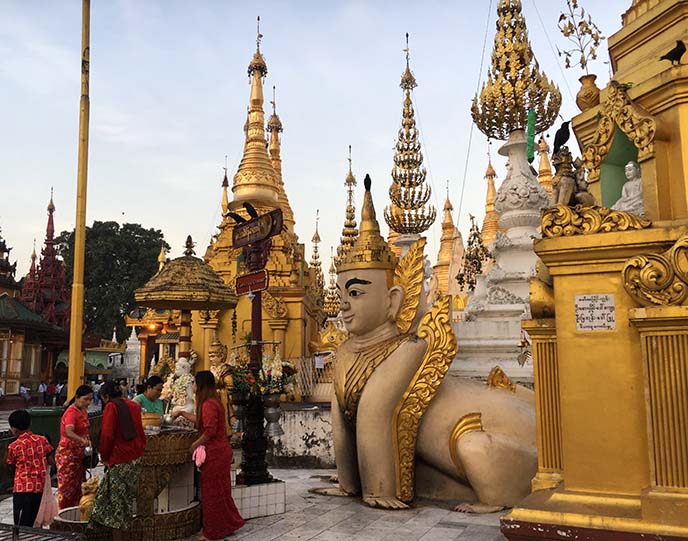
[335,147,360,264]
[384,34,436,253]
[536,136,553,196]
[322,249,340,319]
[195,25,321,368]
[502,1,688,539]
[481,158,500,246]
[309,211,325,303]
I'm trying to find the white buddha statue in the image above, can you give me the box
[611,161,644,216]
[161,355,195,416]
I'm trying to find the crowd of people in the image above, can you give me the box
[6,372,244,540]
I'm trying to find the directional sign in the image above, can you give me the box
[235,270,269,296]
[232,208,283,249]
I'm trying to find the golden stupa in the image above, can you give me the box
[481,158,501,246]
[192,26,322,368]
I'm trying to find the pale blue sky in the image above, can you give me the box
[2,0,631,277]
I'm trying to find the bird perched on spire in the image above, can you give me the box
[552,121,570,157]
[660,40,686,66]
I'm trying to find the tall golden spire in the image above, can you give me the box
[433,184,459,294]
[336,146,359,264]
[221,162,229,217]
[537,136,553,196]
[471,0,561,140]
[232,16,279,204]
[323,247,340,318]
[384,33,436,236]
[310,210,325,297]
[481,157,500,246]
[267,85,296,233]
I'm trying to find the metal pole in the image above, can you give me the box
[67,0,90,397]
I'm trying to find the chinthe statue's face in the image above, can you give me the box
[337,268,392,336]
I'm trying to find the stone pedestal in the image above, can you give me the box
[453,130,549,382]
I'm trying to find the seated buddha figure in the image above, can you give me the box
[208,336,235,434]
[325,175,538,512]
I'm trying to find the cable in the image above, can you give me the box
[530,0,575,103]
[456,0,493,223]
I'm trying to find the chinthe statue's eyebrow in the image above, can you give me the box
[345,278,372,289]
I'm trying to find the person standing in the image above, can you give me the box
[89,380,146,541]
[56,384,92,509]
[37,382,47,406]
[174,371,244,539]
[133,376,164,416]
[7,410,54,527]
[46,382,56,406]
[57,383,68,406]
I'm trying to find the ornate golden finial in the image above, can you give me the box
[221,158,229,216]
[337,175,398,273]
[472,0,561,140]
[31,239,36,260]
[256,16,263,51]
[157,242,166,271]
[457,215,492,292]
[323,247,341,318]
[336,146,359,264]
[481,150,500,246]
[384,36,436,236]
[310,210,325,298]
[184,235,196,257]
[266,85,295,232]
[537,136,553,196]
[48,187,55,212]
[234,24,278,203]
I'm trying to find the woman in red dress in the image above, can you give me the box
[56,384,92,509]
[175,370,244,540]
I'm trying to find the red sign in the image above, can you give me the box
[235,270,269,295]
[232,208,283,249]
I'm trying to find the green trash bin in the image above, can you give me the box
[28,406,65,448]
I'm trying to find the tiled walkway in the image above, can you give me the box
[0,469,507,541]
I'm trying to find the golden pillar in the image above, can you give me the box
[199,310,221,371]
[630,306,688,527]
[67,0,90,396]
[178,310,192,359]
[268,319,288,350]
[138,332,148,380]
[523,318,563,491]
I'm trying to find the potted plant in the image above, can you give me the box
[557,0,605,112]
[256,347,298,437]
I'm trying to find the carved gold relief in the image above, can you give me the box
[449,412,484,472]
[582,80,657,184]
[623,235,688,306]
[394,237,426,334]
[541,204,651,238]
[392,295,458,502]
[487,366,516,392]
[262,290,288,319]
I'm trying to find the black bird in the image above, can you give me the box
[660,40,686,66]
[552,121,570,157]
[242,201,259,219]
[227,212,247,223]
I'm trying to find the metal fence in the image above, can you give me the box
[295,355,334,403]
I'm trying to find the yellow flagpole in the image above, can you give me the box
[67,0,90,397]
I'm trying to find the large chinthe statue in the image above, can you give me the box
[317,175,537,512]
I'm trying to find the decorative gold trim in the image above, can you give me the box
[262,290,288,319]
[394,237,426,334]
[623,235,688,306]
[449,412,484,471]
[487,366,516,392]
[541,204,651,238]
[392,295,458,502]
[582,80,657,184]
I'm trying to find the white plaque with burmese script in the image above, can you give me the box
[574,294,616,331]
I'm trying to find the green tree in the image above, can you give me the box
[56,221,169,343]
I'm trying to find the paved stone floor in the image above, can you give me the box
[0,469,507,540]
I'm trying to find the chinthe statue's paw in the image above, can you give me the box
[453,502,505,514]
[363,496,409,510]
[308,486,356,498]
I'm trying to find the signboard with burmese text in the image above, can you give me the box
[574,294,616,331]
